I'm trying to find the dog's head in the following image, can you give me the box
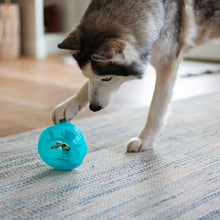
[58,24,151,111]
[57,0,165,112]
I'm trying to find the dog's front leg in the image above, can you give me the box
[52,81,89,124]
[127,59,180,152]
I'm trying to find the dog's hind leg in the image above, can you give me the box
[52,81,89,124]
[127,58,181,152]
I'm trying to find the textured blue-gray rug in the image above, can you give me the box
[0,94,220,220]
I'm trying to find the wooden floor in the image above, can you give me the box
[0,54,220,137]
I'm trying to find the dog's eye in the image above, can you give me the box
[101,77,112,82]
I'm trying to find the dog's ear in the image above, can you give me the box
[91,39,126,63]
[58,28,81,51]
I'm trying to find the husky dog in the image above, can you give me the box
[52,0,220,152]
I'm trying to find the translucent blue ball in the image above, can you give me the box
[38,122,88,171]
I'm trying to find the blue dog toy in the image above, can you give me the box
[38,122,87,171]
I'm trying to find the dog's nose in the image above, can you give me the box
[89,104,102,112]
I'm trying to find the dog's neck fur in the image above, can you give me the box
[152,0,220,68]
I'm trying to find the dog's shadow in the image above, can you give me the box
[22,164,78,186]
[24,147,170,197]
[125,147,172,194]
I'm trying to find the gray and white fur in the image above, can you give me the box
[52,0,220,152]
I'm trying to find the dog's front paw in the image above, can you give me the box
[52,98,81,124]
[127,137,153,153]
[127,137,143,153]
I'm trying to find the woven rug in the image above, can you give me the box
[0,94,220,220]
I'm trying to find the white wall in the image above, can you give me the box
[20,0,90,58]
[186,40,220,62]
[20,0,46,58]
